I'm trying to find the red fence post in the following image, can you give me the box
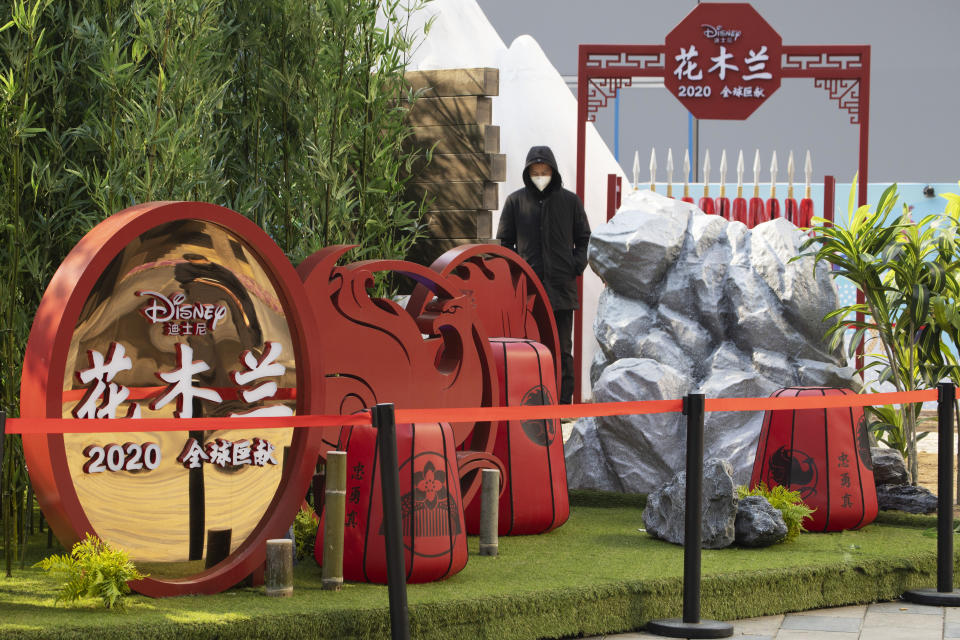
[606,174,618,222]
[823,175,835,225]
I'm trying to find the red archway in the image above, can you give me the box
[574,4,870,401]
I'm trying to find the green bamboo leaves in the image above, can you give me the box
[0,0,432,574]
[219,0,432,265]
[799,177,960,484]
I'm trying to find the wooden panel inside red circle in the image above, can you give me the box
[465,338,569,535]
[750,387,877,532]
[19,202,325,596]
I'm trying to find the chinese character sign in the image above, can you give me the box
[664,3,782,120]
[56,216,298,572]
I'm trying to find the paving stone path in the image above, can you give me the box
[584,602,960,639]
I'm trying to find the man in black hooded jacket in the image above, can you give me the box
[496,145,591,404]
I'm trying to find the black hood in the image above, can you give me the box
[522,145,562,191]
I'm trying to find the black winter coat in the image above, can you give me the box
[496,145,591,311]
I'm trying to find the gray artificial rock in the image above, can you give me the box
[877,484,938,514]
[659,306,715,359]
[564,417,622,492]
[870,448,908,486]
[752,349,795,383]
[642,459,738,549]
[591,359,690,493]
[751,219,837,342]
[594,289,655,360]
[699,365,776,486]
[590,349,610,388]
[796,358,855,387]
[635,329,691,378]
[568,189,858,493]
[588,193,691,304]
[735,495,788,547]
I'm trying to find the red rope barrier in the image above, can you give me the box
[6,413,368,435]
[394,399,684,424]
[4,388,938,435]
[705,389,938,412]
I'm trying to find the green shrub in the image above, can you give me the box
[738,483,815,542]
[34,533,145,609]
[294,508,319,561]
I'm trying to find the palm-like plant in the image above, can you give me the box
[799,179,960,484]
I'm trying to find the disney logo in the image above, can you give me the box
[701,24,742,42]
[136,290,228,330]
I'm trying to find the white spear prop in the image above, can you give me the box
[699,150,715,214]
[766,150,780,219]
[632,150,640,190]
[649,148,657,192]
[717,149,730,218]
[748,149,763,226]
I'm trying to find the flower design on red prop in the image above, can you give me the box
[415,460,445,508]
[386,454,462,546]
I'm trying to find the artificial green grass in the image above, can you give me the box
[0,494,955,640]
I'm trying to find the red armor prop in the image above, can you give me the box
[317,421,468,583]
[465,338,569,535]
[750,387,877,532]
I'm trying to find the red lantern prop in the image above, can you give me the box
[317,421,468,584]
[464,338,569,535]
[750,387,877,532]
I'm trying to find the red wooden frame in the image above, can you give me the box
[20,202,326,597]
[575,38,870,402]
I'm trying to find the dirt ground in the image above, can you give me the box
[911,411,948,503]
[917,452,939,494]
[882,409,959,513]
[914,452,960,516]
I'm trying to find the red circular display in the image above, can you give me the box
[20,202,325,597]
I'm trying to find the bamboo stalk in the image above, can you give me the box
[322,451,347,591]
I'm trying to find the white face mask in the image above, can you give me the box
[531,174,552,191]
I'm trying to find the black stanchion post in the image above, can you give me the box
[647,394,732,638]
[905,383,960,605]
[372,403,411,640]
[683,392,704,624]
[0,411,5,473]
